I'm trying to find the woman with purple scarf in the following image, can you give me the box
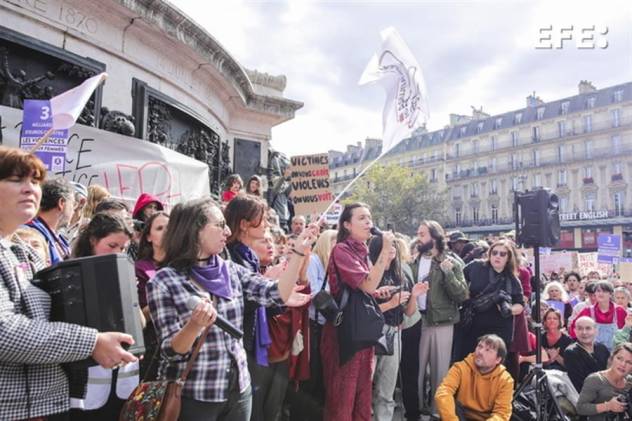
[147,198,317,421]
[224,194,295,421]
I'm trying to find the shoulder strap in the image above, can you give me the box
[179,325,210,383]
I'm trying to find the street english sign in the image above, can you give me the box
[559,210,609,221]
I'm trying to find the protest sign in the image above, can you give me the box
[289,153,334,216]
[19,99,68,172]
[597,233,621,264]
[577,252,614,276]
[2,105,209,206]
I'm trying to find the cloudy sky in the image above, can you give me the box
[171,0,631,157]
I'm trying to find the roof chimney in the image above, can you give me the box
[526,91,544,108]
[578,80,597,94]
[471,105,490,120]
[449,113,472,126]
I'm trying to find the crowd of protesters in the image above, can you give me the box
[3,144,632,421]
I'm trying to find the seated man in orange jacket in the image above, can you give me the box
[435,334,513,421]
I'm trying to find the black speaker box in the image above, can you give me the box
[32,253,145,361]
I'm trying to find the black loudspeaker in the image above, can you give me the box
[33,254,145,361]
[516,188,561,247]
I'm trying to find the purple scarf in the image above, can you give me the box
[234,242,271,366]
[190,255,232,299]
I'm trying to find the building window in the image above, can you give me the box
[558,121,566,137]
[533,149,540,166]
[536,107,545,120]
[586,97,596,109]
[614,191,625,216]
[560,101,570,115]
[490,157,497,172]
[613,161,623,176]
[455,209,462,225]
[490,179,498,194]
[583,115,592,133]
[584,166,593,182]
[477,122,484,133]
[557,144,565,162]
[491,136,497,151]
[533,173,541,187]
[491,205,498,223]
[610,135,621,154]
[454,143,460,157]
[460,126,467,137]
[558,169,568,185]
[514,113,522,125]
[511,131,519,147]
[472,182,480,197]
[559,196,568,212]
[473,160,479,172]
[472,207,480,223]
[532,126,540,142]
[511,154,518,170]
[495,118,503,129]
[614,89,624,103]
[512,176,519,191]
[585,140,593,159]
[612,109,621,128]
[473,139,480,154]
[431,168,437,181]
[585,192,596,211]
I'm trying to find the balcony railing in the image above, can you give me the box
[445,118,631,161]
[446,144,632,182]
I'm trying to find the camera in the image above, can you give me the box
[607,393,632,420]
[313,290,343,326]
[494,290,513,318]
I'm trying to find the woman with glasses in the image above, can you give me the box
[456,239,525,361]
[577,342,632,420]
[147,198,317,420]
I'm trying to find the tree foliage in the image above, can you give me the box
[346,164,448,236]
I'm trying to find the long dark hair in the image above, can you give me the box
[224,194,267,245]
[417,220,446,254]
[73,213,132,258]
[337,202,370,243]
[369,234,404,286]
[487,239,520,278]
[161,198,217,273]
[137,211,170,261]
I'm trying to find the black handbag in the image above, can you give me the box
[337,284,385,364]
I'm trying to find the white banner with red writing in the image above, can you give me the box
[2,105,210,206]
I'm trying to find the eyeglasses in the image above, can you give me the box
[491,250,508,257]
[211,220,227,230]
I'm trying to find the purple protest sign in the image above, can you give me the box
[20,99,68,172]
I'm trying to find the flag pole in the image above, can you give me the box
[28,127,54,153]
[318,154,383,223]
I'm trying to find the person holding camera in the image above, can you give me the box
[414,220,468,418]
[456,239,525,362]
[577,342,632,420]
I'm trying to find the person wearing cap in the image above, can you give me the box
[447,231,470,260]
[130,194,164,261]
[61,181,89,243]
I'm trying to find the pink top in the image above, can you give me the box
[569,302,626,337]
[327,238,370,298]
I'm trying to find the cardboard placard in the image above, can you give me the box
[289,153,333,216]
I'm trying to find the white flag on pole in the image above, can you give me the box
[50,72,108,130]
[359,27,429,157]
